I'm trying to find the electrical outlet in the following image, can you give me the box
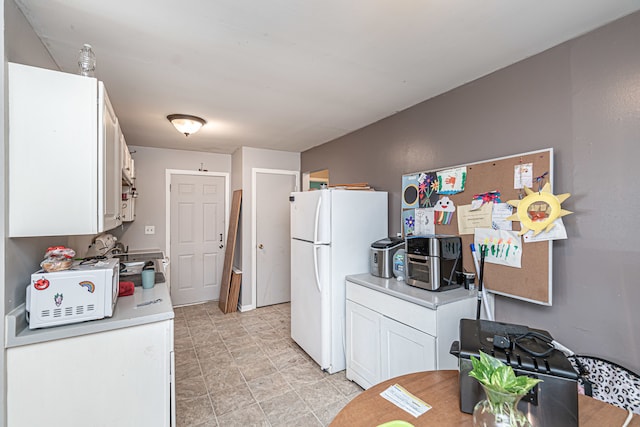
[145,225,155,235]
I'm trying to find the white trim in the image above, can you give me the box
[238,304,254,313]
[165,169,230,296]
[251,168,300,310]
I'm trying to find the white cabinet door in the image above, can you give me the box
[380,316,436,381]
[8,63,99,237]
[7,320,173,427]
[101,88,121,231]
[346,300,381,389]
[121,130,134,184]
[8,63,125,236]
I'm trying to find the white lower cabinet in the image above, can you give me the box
[7,320,174,427]
[346,278,475,389]
[346,300,381,389]
[381,315,436,380]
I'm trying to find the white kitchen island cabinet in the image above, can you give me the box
[8,62,122,237]
[6,284,175,427]
[345,274,475,390]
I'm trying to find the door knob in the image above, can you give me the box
[258,244,264,249]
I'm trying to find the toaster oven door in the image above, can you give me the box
[406,254,439,290]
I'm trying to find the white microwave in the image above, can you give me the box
[26,258,119,329]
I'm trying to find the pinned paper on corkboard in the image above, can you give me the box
[403,209,416,236]
[402,174,419,209]
[437,167,467,195]
[414,208,435,236]
[434,196,456,225]
[418,172,439,208]
[457,203,492,235]
[474,228,522,269]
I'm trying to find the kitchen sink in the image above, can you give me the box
[116,252,168,286]
[122,271,166,287]
[119,261,146,276]
[115,252,164,262]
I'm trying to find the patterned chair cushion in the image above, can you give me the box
[569,355,640,415]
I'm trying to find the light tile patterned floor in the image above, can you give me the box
[174,302,363,426]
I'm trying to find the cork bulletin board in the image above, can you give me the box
[402,149,554,305]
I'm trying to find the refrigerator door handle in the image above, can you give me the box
[313,245,322,293]
[313,196,322,243]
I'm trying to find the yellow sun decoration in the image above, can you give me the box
[507,183,572,236]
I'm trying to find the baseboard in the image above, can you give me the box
[238,303,255,312]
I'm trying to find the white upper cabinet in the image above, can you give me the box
[120,126,134,185]
[101,88,122,231]
[8,63,123,237]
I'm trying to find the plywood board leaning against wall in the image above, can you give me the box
[219,190,242,313]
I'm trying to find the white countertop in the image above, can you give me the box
[5,283,174,348]
[346,273,476,309]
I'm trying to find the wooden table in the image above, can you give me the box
[331,370,639,426]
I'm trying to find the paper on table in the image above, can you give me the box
[380,384,432,418]
[457,203,492,235]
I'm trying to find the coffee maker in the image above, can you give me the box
[405,235,463,291]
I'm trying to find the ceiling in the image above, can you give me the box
[15,1,640,155]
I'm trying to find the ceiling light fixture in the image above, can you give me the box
[167,114,206,137]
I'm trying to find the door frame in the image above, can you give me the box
[251,168,299,310]
[165,169,230,294]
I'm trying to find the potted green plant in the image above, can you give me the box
[469,351,543,427]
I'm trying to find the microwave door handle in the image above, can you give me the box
[313,245,322,293]
[313,196,322,244]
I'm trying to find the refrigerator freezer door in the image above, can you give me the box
[291,239,331,369]
[290,190,331,244]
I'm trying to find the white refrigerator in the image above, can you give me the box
[290,189,388,373]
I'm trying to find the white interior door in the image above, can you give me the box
[170,174,225,306]
[255,171,297,307]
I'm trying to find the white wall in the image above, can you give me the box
[237,147,300,309]
[231,148,243,270]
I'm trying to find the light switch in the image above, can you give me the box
[145,225,155,235]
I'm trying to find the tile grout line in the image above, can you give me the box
[183,312,221,427]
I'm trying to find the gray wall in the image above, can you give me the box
[112,146,231,254]
[4,0,64,312]
[234,147,300,309]
[302,12,640,373]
